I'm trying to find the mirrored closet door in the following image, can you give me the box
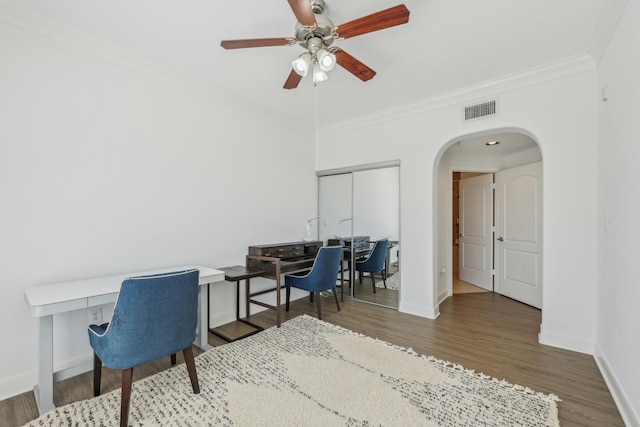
[317,163,400,308]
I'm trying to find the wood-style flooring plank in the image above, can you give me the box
[0,292,624,427]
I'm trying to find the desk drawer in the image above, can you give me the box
[272,246,304,259]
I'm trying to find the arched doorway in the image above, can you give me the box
[434,129,543,308]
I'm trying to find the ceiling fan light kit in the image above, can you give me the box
[291,36,336,82]
[220,0,410,89]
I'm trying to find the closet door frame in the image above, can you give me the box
[317,160,400,307]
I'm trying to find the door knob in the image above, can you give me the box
[497,237,504,241]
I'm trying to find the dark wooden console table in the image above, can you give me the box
[246,241,323,327]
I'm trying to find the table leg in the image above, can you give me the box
[236,279,264,335]
[245,279,250,318]
[34,315,55,415]
[276,275,281,327]
[349,258,356,298]
[275,263,282,328]
[194,284,213,351]
[340,260,344,301]
[210,278,264,342]
[207,283,211,330]
[235,280,240,321]
[385,246,391,278]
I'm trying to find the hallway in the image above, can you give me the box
[453,245,489,294]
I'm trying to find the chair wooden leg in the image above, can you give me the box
[333,287,341,312]
[371,273,376,293]
[382,270,387,288]
[315,292,322,320]
[120,367,133,427]
[93,353,102,397]
[285,286,291,311]
[182,347,200,394]
[171,353,177,366]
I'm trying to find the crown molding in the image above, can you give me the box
[588,0,628,65]
[317,54,596,138]
[0,0,313,138]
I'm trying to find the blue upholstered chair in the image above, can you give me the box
[88,269,201,427]
[356,238,389,294]
[285,246,343,320]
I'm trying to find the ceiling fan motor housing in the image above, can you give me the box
[295,4,335,49]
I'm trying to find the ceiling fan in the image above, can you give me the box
[220,0,410,89]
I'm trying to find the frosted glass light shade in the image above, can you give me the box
[292,53,312,77]
[316,49,336,72]
[313,63,328,83]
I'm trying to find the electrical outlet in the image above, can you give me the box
[89,307,103,324]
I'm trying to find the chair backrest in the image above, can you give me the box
[304,246,343,292]
[95,269,199,368]
[359,238,389,271]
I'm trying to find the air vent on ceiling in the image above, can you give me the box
[463,100,497,121]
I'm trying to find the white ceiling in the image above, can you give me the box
[446,132,542,160]
[6,0,615,140]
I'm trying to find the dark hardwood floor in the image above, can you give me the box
[1,292,624,426]
[343,274,399,308]
[344,265,400,308]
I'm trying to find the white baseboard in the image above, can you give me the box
[438,289,450,305]
[0,352,94,402]
[0,371,36,401]
[399,301,439,319]
[594,344,640,427]
[538,327,594,354]
[53,355,93,383]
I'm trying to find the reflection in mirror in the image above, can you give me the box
[352,167,399,308]
[319,173,352,243]
[317,165,399,309]
[318,173,353,299]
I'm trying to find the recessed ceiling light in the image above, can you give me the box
[485,141,500,146]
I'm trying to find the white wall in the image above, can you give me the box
[0,18,317,398]
[317,61,599,350]
[596,0,640,424]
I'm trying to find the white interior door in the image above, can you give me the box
[459,174,494,291]
[495,162,542,308]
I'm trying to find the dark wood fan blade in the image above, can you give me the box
[288,0,317,27]
[220,38,292,49]
[335,4,410,39]
[283,69,303,89]
[335,49,376,81]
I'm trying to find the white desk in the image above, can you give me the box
[24,265,224,415]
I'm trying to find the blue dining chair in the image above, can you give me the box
[356,238,389,294]
[285,246,343,320]
[88,269,201,427]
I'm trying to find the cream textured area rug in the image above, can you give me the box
[25,315,560,426]
[376,272,399,290]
